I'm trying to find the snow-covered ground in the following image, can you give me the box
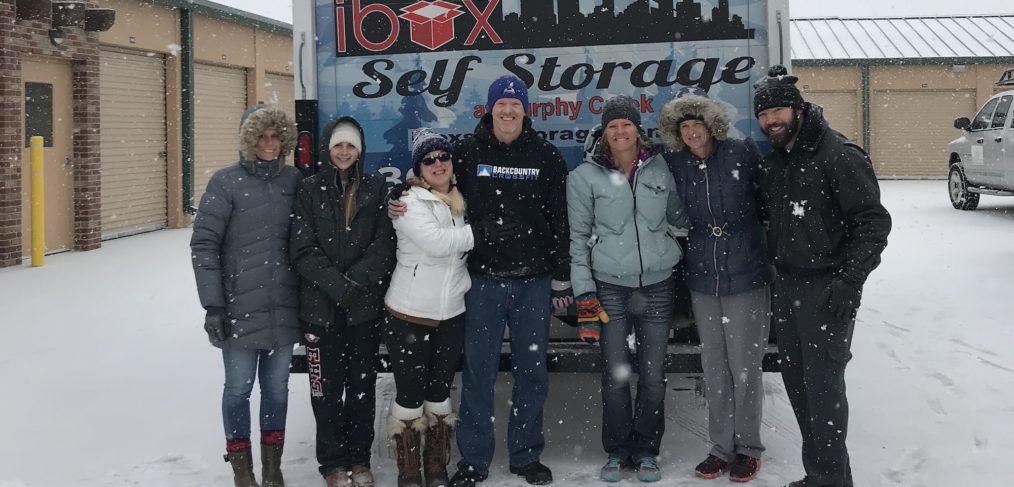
[2,180,1011,487]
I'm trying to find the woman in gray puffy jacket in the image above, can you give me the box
[190,104,301,487]
[659,88,771,483]
[567,96,688,483]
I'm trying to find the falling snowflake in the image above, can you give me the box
[721,316,731,324]
[731,169,740,180]
[790,200,807,217]
[529,344,539,352]
[611,363,631,382]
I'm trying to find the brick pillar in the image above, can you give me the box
[72,45,101,251]
[0,0,23,266]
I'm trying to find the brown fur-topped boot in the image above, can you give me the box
[423,412,458,487]
[224,439,260,487]
[389,415,428,487]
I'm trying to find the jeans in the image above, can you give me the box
[222,345,294,441]
[597,278,674,460]
[457,274,551,473]
[773,273,855,487]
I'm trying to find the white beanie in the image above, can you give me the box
[328,122,362,153]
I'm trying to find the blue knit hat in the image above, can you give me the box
[486,75,529,113]
[411,128,453,176]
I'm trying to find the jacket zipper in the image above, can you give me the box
[628,160,645,288]
[700,159,721,295]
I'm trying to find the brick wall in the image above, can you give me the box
[0,0,103,267]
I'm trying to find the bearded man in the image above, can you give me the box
[753,65,892,487]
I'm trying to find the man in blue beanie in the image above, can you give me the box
[390,74,571,486]
[452,74,569,487]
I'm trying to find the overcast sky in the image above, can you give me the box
[222,0,1014,25]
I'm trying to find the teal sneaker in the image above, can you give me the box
[636,457,661,483]
[599,456,624,483]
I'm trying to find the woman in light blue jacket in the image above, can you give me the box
[567,96,689,483]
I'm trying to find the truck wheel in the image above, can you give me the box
[948,165,979,210]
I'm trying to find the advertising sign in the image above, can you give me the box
[316,0,775,182]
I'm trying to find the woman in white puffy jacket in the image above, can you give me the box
[383,129,474,487]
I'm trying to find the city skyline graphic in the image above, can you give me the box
[338,0,755,56]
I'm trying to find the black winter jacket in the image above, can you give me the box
[452,114,570,280]
[667,138,771,296]
[289,117,396,329]
[760,103,891,286]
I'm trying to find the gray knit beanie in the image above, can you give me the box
[601,95,643,132]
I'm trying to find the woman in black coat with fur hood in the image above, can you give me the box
[289,116,396,487]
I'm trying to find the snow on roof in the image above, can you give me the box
[791,15,1014,61]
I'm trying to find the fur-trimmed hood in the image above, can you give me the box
[658,94,730,152]
[238,105,297,162]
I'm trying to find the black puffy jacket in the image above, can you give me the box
[760,103,891,286]
[289,117,396,328]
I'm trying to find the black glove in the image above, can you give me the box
[387,182,410,204]
[204,306,229,346]
[820,279,862,321]
[471,215,521,245]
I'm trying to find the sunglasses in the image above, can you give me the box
[421,153,452,166]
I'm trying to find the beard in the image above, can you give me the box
[763,113,802,149]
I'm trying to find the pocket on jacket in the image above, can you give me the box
[637,181,668,231]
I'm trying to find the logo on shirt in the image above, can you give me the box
[477,164,540,180]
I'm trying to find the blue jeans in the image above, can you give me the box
[222,345,294,440]
[597,278,674,460]
[457,274,551,473]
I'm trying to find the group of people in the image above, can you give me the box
[190,65,891,487]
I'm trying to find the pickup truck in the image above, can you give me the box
[288,0,789,374]
[948,67,1014,210]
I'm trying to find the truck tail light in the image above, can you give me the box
[296,131,313,170]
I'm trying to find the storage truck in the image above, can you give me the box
[289,0,789,374]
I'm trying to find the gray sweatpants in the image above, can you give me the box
[690,286,771,461]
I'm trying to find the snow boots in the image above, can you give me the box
[390,416,428,487]
[260,440,285,487]
[225,446,260,487]
[423,412,458,487]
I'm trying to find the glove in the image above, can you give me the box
[203,306,229,346]
[302,323,326,346]
[387,182,410,220]
[820,279,862,321]
[577,323,601,344]
[471,215,521,244]
[576,292,609,324]
[337,273,368,308]
[387,181,409,203]
[551,280,574,314]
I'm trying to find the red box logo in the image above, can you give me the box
[399,1,465,50]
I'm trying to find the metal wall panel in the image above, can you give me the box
[264,73,295,122]
[193,63,247,206]
[871,90,977,177]
[99,48,168,238]
[803,91,861,146]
